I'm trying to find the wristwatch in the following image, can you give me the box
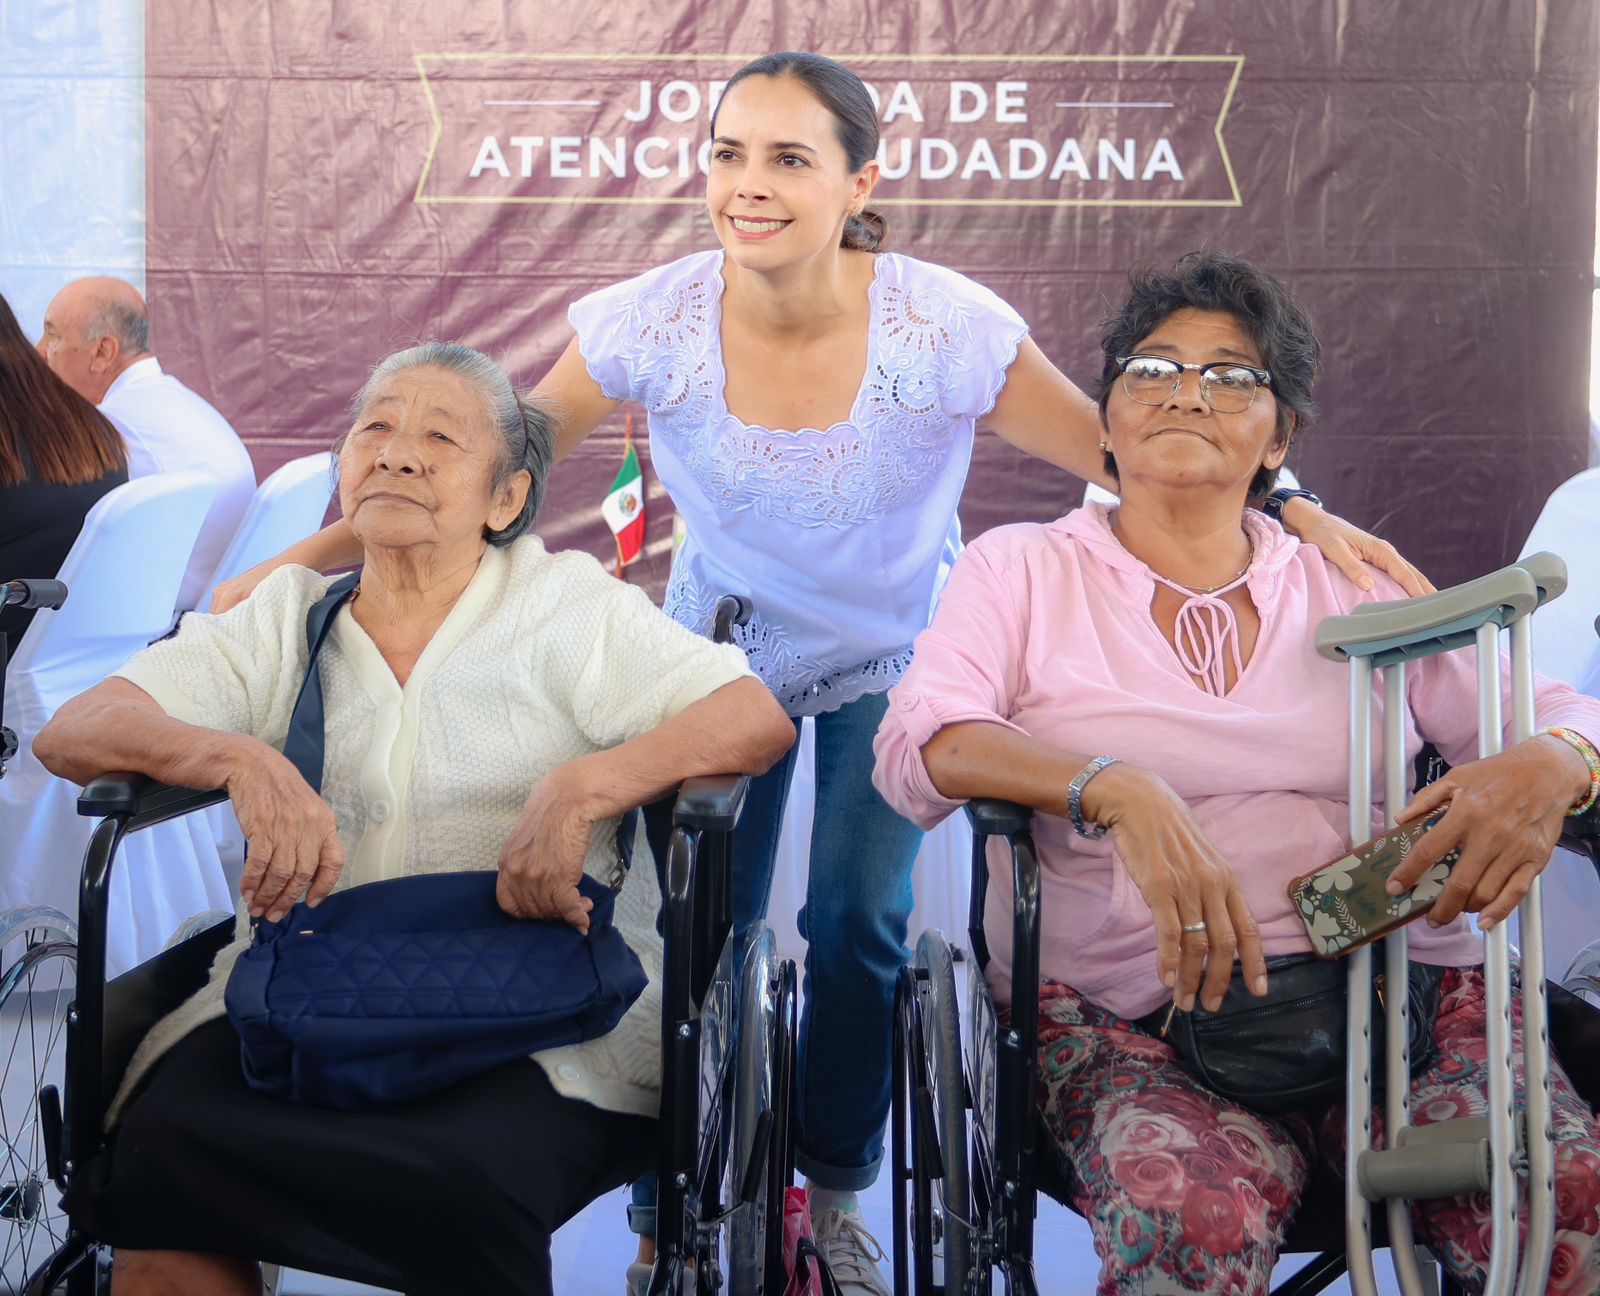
[1260,486,1323,523]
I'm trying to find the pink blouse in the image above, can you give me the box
[871,504,1600,1019]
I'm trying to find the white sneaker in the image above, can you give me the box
[810,1206,892,1296]
[623,1260,652,1296]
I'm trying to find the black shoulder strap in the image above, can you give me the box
[281,571,361,795]
[277,567,638,887]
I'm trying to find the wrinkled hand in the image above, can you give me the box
[496,768,598,932]
[1280,498,1433,597]
[209,555,292,615]
[229,742,344,921]
[1388,736,1590,929]
[1086,765,1267,1013]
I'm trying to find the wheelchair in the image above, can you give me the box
[645,591,800,1296]
[13,769,793,1296]
[892,560,1600,1296]
[1,578,78,1293]
[0,906,78,1294]
[894,796,1600,1296]
[17,596,799,1295]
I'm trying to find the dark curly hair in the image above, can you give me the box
[1097,251,1319,499]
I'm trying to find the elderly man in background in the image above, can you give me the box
[38,276,256,612]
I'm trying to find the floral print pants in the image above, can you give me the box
[1033,969,1600,1294]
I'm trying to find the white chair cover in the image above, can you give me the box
[1514,467,1600,981]
[191,450,336,882]
[195,451,336,612]
[0,472,234,975]
[1519,467,1600,697]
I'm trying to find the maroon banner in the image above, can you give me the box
[146,4,1599,591]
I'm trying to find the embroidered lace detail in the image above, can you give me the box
[777,648,915,717]
[663,568,913,717]
[626,276,720,429]
[623,256,978,529]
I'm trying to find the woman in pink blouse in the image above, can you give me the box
[872,251,1600,1295]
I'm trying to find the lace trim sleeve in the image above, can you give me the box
[888,258,1030,423]
[567,288,638,404]
[566,252,724,407]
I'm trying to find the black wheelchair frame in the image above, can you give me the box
[24,766,793,1296]
[652,773,800,1296]
[893,797,1600,1296]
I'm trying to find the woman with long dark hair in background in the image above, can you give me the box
[0,292,127,642]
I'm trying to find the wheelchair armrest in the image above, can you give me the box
[77,772,228,830]
[672,773,749,832]
[964,797,1035,838]
[1560,801,1600,874]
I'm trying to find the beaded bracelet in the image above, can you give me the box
[1539,727,1600,817]
[1068,755,1121,839]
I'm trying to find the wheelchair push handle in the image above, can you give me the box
[1,577,69,611]
[712,594,753,646]
[1315,560,1553,667]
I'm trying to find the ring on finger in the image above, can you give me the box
[1181,921,1208,935]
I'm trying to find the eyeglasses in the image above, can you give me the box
[1115,354,1273,414]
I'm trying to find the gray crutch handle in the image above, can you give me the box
[1315,565,1539,667]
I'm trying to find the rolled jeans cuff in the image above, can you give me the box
[795,1146,883,1194]
[627,1173,657,1237]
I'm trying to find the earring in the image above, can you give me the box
[1098,441,1108,453]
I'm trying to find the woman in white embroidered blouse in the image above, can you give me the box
[34,343,794,1296]
[206,53,1431,1293]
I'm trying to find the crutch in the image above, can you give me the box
[1315,553,1566,1296]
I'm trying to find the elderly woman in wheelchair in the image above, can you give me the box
[31,342,795,1296]
[872,252,1600,1295]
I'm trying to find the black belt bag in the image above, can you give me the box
[1135,953,1447,1116]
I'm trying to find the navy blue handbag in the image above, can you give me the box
[224,572,648,1110]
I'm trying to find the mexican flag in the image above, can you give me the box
[602,416,646,574]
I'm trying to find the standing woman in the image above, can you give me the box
[0,291,128,643]
[213,53,1425,1292]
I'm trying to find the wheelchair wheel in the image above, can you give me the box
[893,932,972,1296]
[725,923,797,1295]
[0,910,78,1295]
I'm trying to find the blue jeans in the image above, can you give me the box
[628,690,923,1234]
[744,691,923,1189]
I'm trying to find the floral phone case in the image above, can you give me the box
[1289,810,1461,960]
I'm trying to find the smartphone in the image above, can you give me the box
[1289,809,1461,960]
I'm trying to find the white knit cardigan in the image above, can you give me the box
[108,537,751,1121]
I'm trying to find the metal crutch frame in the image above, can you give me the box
[1315,553,1568,1296]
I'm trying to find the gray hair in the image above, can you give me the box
[83,298,150,356]
[347,342,554,545]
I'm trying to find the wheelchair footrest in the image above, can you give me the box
[1357,1117,1496,1199]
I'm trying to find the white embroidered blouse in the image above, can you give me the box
[569,250,1030,716]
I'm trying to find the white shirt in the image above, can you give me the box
[570,251,1029,716]
[100,356,257,611]
[108,537,753,1120]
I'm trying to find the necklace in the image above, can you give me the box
[1172,544,1254,595]
[1110,510,1253,595]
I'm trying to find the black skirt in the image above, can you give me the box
[68,1017,656,1295]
